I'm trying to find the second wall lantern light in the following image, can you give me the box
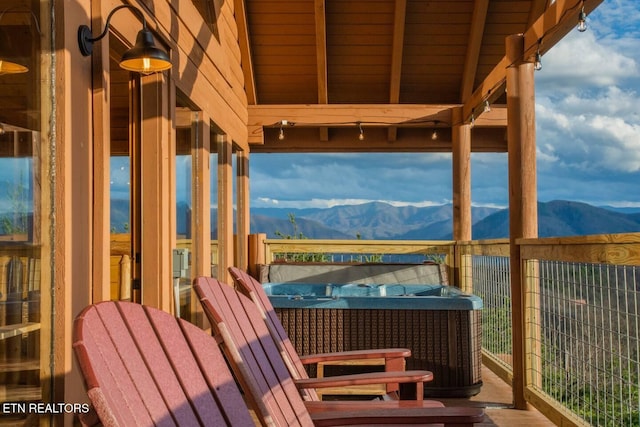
[78,4,171,74]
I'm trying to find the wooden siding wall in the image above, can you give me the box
[62,0,248,422]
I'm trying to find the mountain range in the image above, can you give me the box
[110,200,640,240]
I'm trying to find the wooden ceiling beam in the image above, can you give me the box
[234,0,257,104]
[314,0,329,141]
[460,0,489,103]
[528,0,550,27]
[463,0,604,122]
[248,104,507,145]
[524,0,603,60]
[387,0,407,142]
[315,0,328,105]
[250,127,507,153]
[250,103,453,126]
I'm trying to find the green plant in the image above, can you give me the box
[274,213,328,262]
[481,296,512,355]
[426,254,446,264]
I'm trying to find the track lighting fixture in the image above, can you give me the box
[577,3,587,32]
[470,114,475,129]
[78,4,171,73]
[483,100,491,113]
[358,122,364,141]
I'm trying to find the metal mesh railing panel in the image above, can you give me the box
[471,255,513,370]
[527,261,640,427]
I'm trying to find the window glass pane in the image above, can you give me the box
[0,1,52,418]
[175,119,193,321]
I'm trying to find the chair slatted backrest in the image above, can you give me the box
[228,267,314,384]
[194,277,314,427]
[73,301,255,427]
[229,267,409,399]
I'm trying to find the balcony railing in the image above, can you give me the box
[106,232,640,425]
[256,234,640,427]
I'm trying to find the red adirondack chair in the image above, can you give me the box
[194,276,485,426]
[74,300,484,426]
[72,301,255,426]
[229,266,416,400]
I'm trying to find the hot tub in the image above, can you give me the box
[264,282,483,398]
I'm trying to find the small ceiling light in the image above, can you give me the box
[78,4,171,74]
[0,7,41,75]
[483,100,491,113]
[431,120,440,140]
[577,4,587,32]
[358,122,365,141]
[278,120,287,140]
[534,48,542,71]
[470,114,475,129]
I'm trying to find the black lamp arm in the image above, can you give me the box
[78,4,147,56]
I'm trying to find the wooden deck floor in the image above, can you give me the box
[249,363,557,426]
[436,364,556,426]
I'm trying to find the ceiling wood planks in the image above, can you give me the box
[236,0,605,152]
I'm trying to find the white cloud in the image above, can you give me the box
[537,4,640,93]
[251,198,451,209]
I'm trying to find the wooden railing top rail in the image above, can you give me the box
[457,239,509,246]
[264,239,454,255]
[457,240,510,257]
[518,237,640,265]
[517,232,640,245]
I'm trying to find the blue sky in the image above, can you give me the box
[249,0,640,210]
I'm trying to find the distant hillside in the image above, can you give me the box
[599,205,640,214]
[255,202,499,239]
[472,200,640,239]
[250,214,352,239]
[110,199,640,240]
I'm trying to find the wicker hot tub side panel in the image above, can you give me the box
[275,308,482,397]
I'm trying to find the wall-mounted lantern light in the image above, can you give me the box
[0,7,41,75]
[78,4,171,74]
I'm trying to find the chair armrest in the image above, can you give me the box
[294,370,432,400]
[298,348,411,365]
[304,399,446,414]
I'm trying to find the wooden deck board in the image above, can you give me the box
[436,365,556,426]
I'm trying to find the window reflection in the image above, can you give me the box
[0,2,47,412]
[175,105,195,322]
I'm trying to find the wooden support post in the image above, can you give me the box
[452,107,472,290]
[191,113,211,327]
[236,150,250,271]
[193,114,212,278]
[91,14,111,303]
[140,73,172,312]
[506,33,538,410]
[248,233,267,280]
[217,135,234,284]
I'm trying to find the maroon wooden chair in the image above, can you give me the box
[74,300,484,426]
[228,266,414,400]
[194,276,485,426]
[72,301,255,427]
